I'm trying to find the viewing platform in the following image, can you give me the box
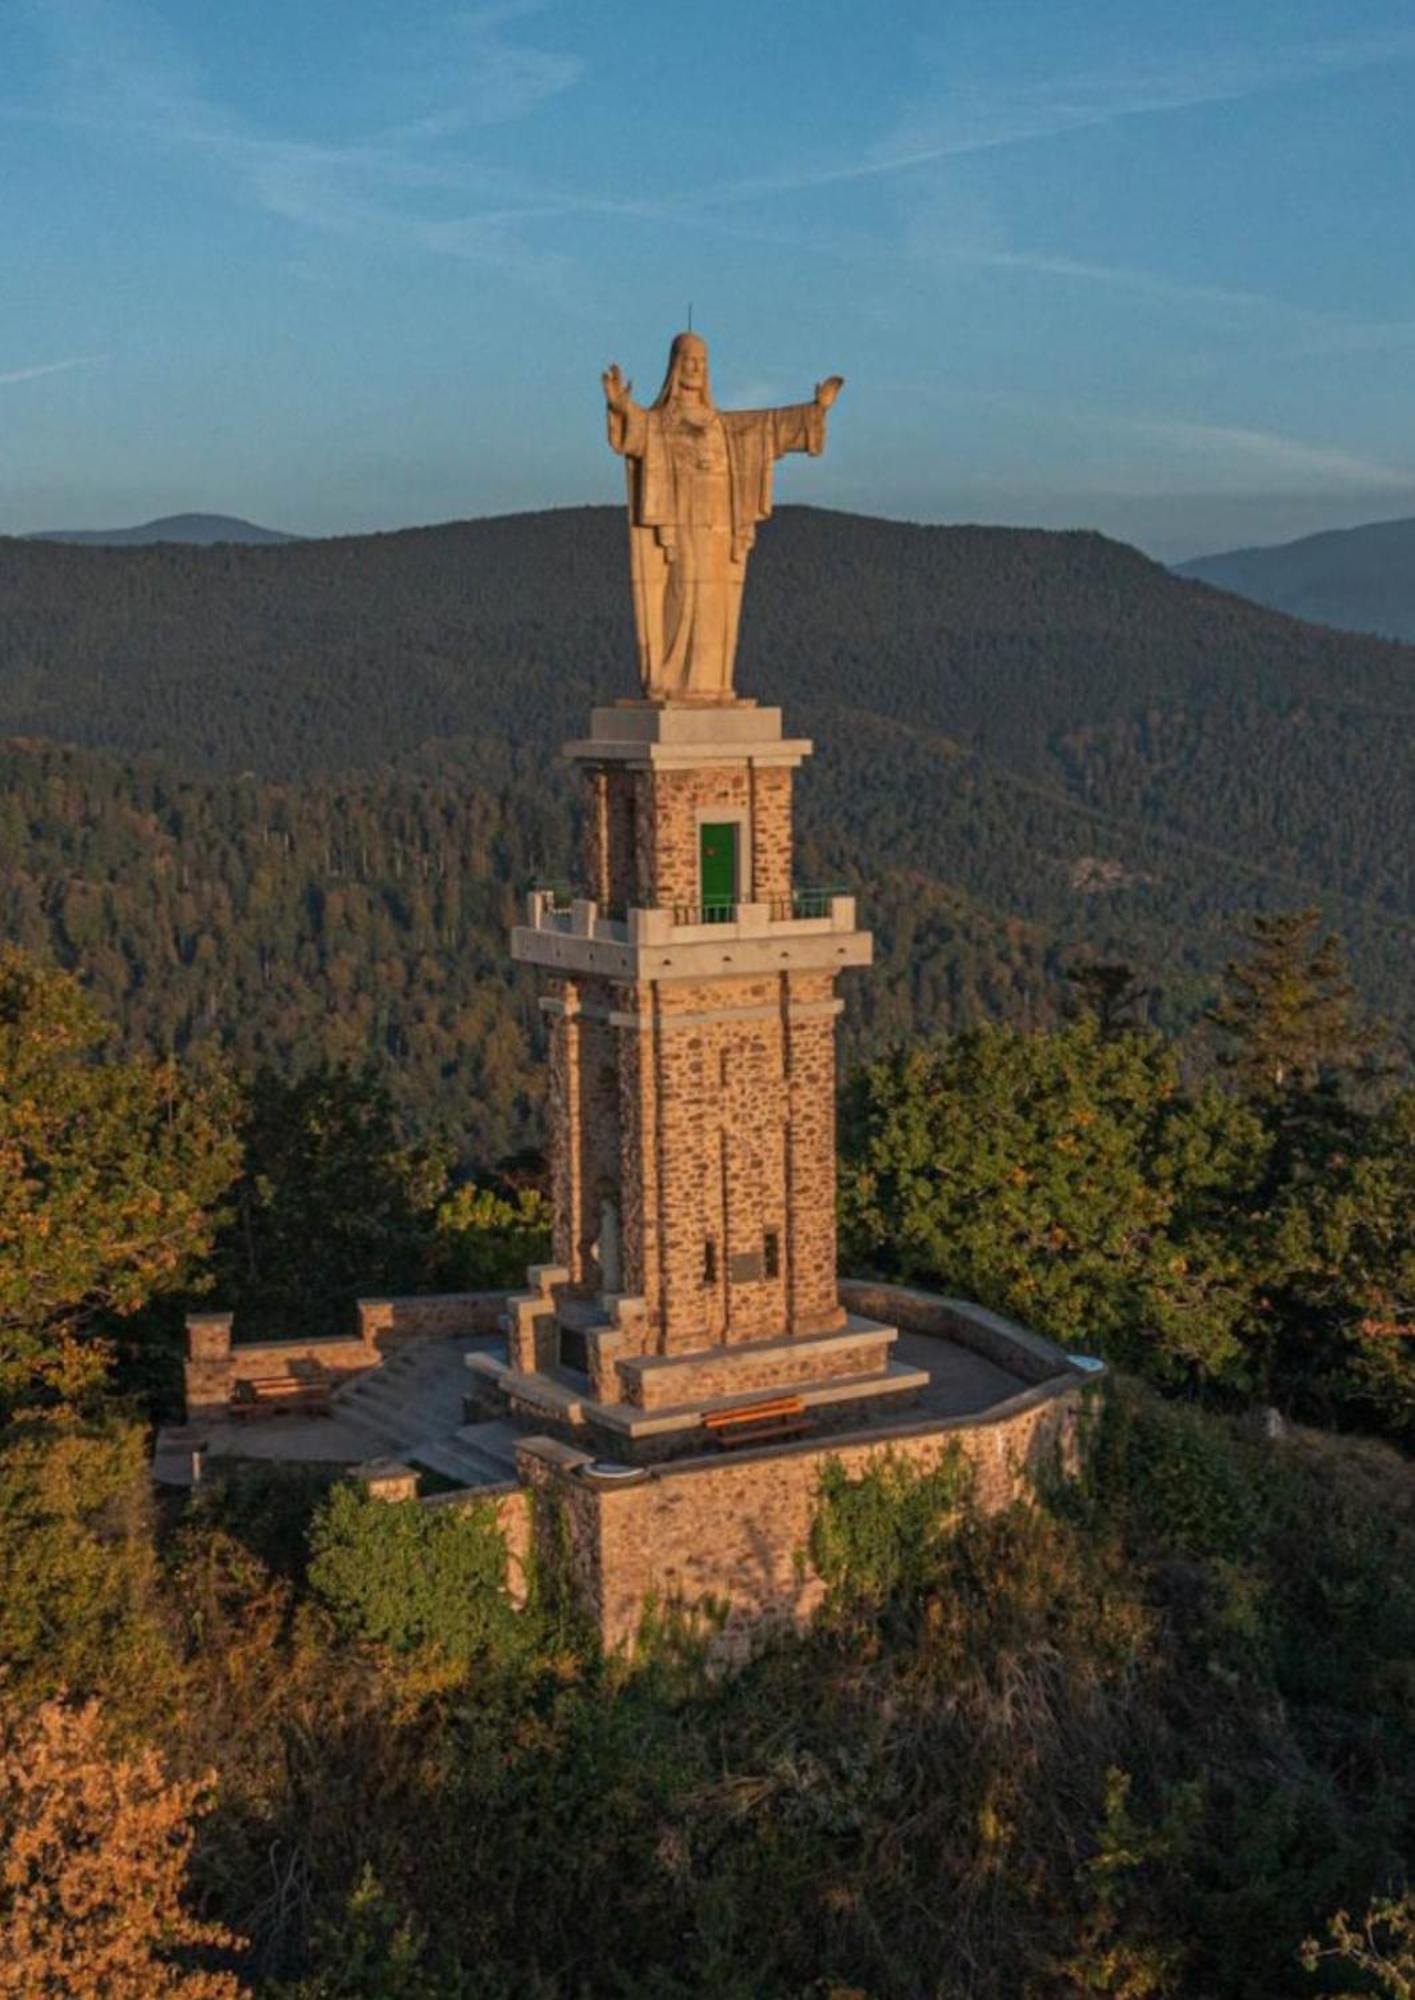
[511,887,872,983]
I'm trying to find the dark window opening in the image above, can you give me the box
[764,1230,781,1279]
[703,1239,718,1286]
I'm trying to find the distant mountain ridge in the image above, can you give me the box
[1,504,1411,1129]
[23,511,298,547]
[1176,514,1415,642]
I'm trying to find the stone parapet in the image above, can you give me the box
[615,1318,897,1411]
[182,1290,516,1424]
[183,1313,234,1419]
[357,1291,509,1348]
[512,893,869,984]
[838,1281,1092,1385]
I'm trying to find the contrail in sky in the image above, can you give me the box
[0,356,100,387]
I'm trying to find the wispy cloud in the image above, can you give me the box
[1125,414,1415,492]
[26,0,593,291]
[0,355,100,387]
[920,244,1415,359]
[384,5,584,128]
[704,29,1415,200]
[21,0,1415,346]
[953,388,1415,495]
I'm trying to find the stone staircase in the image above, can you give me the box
[328,1339,520,1489]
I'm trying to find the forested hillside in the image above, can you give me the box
[0,738,1065,1163]
[1178,513,1415,642]
[1,507,1411,1151]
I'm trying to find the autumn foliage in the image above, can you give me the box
[0,1698,247,1998]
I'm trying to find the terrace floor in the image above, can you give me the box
[153,1325,1031,1491]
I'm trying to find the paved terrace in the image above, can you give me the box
[154,1322,1031,1490]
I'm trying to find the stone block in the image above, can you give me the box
[185,1312,233,1363]
[616,1320,897,1411]
[355,1459,421,1503]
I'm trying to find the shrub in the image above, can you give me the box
[306,1484,522,1663]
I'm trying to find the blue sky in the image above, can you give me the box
[3,0,1414,557]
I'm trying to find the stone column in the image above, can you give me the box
[783,977,846,1334]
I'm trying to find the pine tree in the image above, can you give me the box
[1208,909,1385,1102]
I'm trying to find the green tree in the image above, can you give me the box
[0,1419,176,1714]
[0,949,238,1414]
[216,1063,449,1337]
[1302,1893,1415,1996]
[840,1020,1268,1385]
[430,1181,551,1290]
[1065,958,1152,1038]
[1208,909,1387,1109]
[1264,1089,1415,1438]
[0,1698,247,1999]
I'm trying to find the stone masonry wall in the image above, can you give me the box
[602,969,843,1353]
[615,991,659,1323]
[620,1324,894,1410]
[184,1293,510,1422]
[642,767,753,907]
[356,1292,508,1346]
[643,976,793,1350]
[546,987,574,1274]
[748,766,792,901]
[784,973,844,1333]
[547,980,621,1290]
[519,1374,1090,1657]
[585,767,638,913]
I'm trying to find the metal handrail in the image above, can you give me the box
[672,898,736,926]
[768,885,848,921]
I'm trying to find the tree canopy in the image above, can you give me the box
[0,950,239,1414]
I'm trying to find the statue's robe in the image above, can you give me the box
[608,398,826,698]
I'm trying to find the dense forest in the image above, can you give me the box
[2,507,1412,1154]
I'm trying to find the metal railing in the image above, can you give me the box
[768,885,847,921]
[529,881,576,913]
[529,886,847,931]
[671,898,737,926]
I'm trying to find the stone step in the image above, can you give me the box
[337,1373,421,1414]
[454,1420,520,1479]
[340,1361,464,1408]
[408,1437,507,1489]
[328,1404,413,1454]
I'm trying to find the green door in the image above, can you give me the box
[699,822,737,916]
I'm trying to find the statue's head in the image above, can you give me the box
[654,331,712,409]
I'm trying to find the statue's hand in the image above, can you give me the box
[602,363,633,413]
[814,375,844,410]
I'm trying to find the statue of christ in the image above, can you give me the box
[602,332,844,700]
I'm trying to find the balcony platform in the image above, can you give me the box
[511,890,872,984]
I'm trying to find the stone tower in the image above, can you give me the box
[469,699,925,1460]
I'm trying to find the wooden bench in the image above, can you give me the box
[702,1394,812,1450]
[229,1373,332,1421]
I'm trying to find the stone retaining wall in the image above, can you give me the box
[183,1291,511,1422]
[516,1358,1097,1659]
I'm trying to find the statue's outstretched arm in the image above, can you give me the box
[603,363,647,457]
[749,376,844,459]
